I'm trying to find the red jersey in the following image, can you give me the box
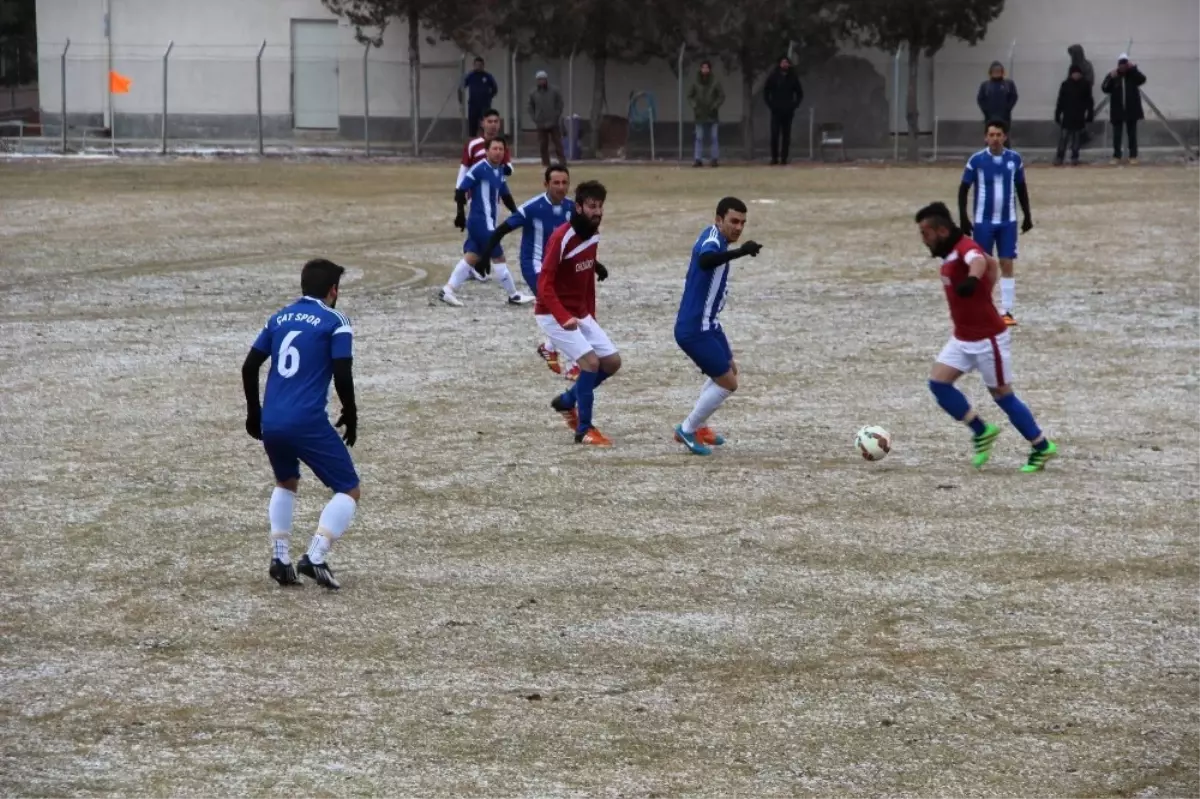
[535,222,599,324]
[456,136,512,186]
[941,235,1006,341]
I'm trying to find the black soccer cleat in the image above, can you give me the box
[269,558,300,586]
[297,554,341,590]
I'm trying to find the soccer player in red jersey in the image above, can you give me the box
[536,181,619,447]
[916,202,1058,472]
[456,108,512,187]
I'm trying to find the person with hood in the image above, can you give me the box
[528,70,565,167]
[763,55,803,165]
[1067,44,1096,145]
[977,61,1018,140]
[1101,54,1147,164]
[1054,64,1095,165]
[688,59,725,168]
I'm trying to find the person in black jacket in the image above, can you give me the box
[977,61,1018,144]
[763,55,803,165]
[1054,65,1094,165]
[1101,54,1147,163]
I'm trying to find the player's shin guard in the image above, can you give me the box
[560,369,610,408]
[929,380,986,435]
[994,392,1044,444]
[447,259,475,291]
[492,263,519,297]
[1000,277,1016,313]
[682,381,733,434]
[574,369,600,434]
[269,487,296,563]
[307,493,357,565]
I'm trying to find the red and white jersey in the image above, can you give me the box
[941,235,1006,341]
[535,222,599,325]
[455,136,512,186]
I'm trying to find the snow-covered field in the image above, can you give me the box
[1,158,1196,797]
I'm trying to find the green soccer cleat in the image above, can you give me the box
[1020,439,1058,473]
[971,422,1002,469]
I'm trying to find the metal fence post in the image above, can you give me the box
[510,49,519,159]
[893,46,902,161]
[809,106,815,160]
[677,43,685,162]
[648,101,656,160]
[933,115,939,161]
[459,52,467,140]
[363,42,370,156]
[161,40,173,155]
[409,56,419,156]
[60,39,70,154]
[256,39,266,155]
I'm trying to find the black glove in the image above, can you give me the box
[245,407,262,440]
[961,219,973,237]
[595,262,608,281]
[1021,217,1033,234]
[502,163,513,177]
[474,255,492,277]
[740,241,762,257]
[956,276,979,297]
[453,210,466,231]
[336,411,358,447]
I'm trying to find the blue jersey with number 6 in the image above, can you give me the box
[251,296,353,430]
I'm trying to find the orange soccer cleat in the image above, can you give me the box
[1002,312,1018,327]
[694,427,727,446]
[537,344,562,374]
[575,427,613,447]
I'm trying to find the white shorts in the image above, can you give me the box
[536,314,618,363]
[936,330,1014,388]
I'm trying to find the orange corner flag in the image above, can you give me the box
[109,70,132,94]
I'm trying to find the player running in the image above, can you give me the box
[476,164,582,379]
[438,135,534,308]
[241,258,360,590]
[916,201,1057,472]
[672,197,762,455]
[538,180,621,446]
[958,119,1034,326]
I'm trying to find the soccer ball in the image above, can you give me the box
[855,426,892,461]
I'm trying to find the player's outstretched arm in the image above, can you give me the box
[957,183,972,234]
[332,357,358,447]
[956,251,991,297]
[241,347,269,440]
[477,219,521,275]
[697,241,762,271]
[1016,180,1033,231]
[453,189,468,230]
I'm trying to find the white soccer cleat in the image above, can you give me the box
[437,288,464,307]
[506,293,534,306]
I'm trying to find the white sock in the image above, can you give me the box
[1000,277,1016,313]
[447,259,475,291]
[307,493,357,564]
[682,382,733,434]
[268,487,295,563]
[493,262,519,297]
[543,338,556,353]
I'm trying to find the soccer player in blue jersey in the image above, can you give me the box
[438,136,534,308]
[958,120,1034,326]
[477,164,584,376]
[242,259,359,590]
[672,197,762,455]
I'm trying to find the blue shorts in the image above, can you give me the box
[676,329,733,378]
[973,221,1018,259]
[262,423,359,493]
[520,262,539,296]
[463,221,504,259]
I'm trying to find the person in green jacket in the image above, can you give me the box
[688,60,725,167]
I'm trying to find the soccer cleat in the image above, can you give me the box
[437,288,464,307]
[507,293,535,306]
[710,159,719,168]
[550,394,578,430]
[1002,312,1018,327]
[538,344,562,374]
[695,426,726,446]
[693,159,703,168]
[674,424,713,456]
[575,427,613,447]
[1021,439,1058,473]
[1129,158,1139,166]
[564,364,580,382]
[269,558,300,586]
[297,554,340,590]
[971,422,1002,469]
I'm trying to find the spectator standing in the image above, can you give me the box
[1054,64,1094,165]
[763,55,803,165]
[977,61,1018,142]
[463,57,499,137]
[1101,54,1147,164]
[528,70,566,167]
[688,60,725,168]
[1067,44,1096,146]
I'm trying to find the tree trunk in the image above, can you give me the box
[408,7,421,156]
[741,59,755,160]
[905,46,920,162]
[588,48,606,158]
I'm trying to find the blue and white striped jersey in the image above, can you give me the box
[675,225,731,336]
[962,148,1026,226]
[457,159,511,230]
[503,193,575,271]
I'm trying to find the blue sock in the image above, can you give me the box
[929,380,986,434]
[995,392,1045,447]
[559,369,610,410]
[574,369,599,434]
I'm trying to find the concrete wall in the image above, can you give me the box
[35,0,1199,150]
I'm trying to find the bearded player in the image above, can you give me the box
[916,201,1057,472]
[537,181,620,447]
